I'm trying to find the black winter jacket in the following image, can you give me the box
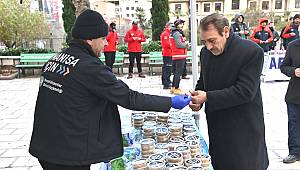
[280,39,300,105]
[29,40,171,165]
[230,14,250,39]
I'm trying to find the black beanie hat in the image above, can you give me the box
[174,19,185,27]
[110,22,116,28]
[72,9,108,40]
[294,14,300,20]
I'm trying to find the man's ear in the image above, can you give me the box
[224,26,230,38]
[85,39,93,46]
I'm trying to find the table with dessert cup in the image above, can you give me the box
[119,111,213,170]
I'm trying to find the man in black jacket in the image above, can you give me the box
[189,13,269,170]
[280,39,300,164]
[230,13,250,39]
[29,9,191,170]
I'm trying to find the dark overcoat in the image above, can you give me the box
[196,34,269,170]
[280,39,300,105]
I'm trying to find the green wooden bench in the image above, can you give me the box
[99,52,124,74]
[149,51,163,75]
[114,52,124,74]
[187,51,192,65]
[15,53,56,78]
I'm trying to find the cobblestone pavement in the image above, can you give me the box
[0,74,299,170]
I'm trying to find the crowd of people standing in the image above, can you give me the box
[232,13,300,51]
[103,13,299,94]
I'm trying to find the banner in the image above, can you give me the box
[262,50,290,81]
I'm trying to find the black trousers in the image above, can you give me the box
[172,59,186,88]
[38,159,90,170]
[173,60,187,77]
[162,56,172,87]
[104,51,116,69]
[128,52,142,73]
[182,61,187,77]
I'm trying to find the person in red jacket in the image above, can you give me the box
[103,22,119,69]
[124,21,146,79]
[170,19,189,95]
[250,18,273,52]
[280,14,300,50]
[160,22,173,89]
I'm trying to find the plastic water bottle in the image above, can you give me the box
[99,162,111,170]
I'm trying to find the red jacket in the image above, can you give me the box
[103,31,119,52]
[250,18,273,44]
[160,28,172,57]
[170,30,187,60]
[124,26,146,52]
[281,24,299,39]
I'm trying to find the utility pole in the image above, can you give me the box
[190,0,200,128]
[190,0,198,89]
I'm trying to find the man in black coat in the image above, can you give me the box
[29,9,191,170]
[280,39,300,163]
[189,13,269,170]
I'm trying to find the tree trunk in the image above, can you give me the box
[72,0,90,17]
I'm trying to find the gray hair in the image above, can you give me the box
[200,13,229,36]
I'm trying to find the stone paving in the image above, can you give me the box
[0,74,300,170]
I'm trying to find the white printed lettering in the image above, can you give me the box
[65,56,74,65]
[69,59,80,67]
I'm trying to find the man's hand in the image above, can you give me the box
[244,30,249,35]
[190,90,207,104]
[189,102,202,112]
[132,37,137,40]
[239,30,245,35]
[290,33,296,36]
[188,90,207,112]
[295,68,300,77]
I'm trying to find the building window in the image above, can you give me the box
[126,7,129,10]
[275,0,282,9]
[262,1,269,10]
[204,3,211,12]
[215,2,222,12]
[175,4,181,13]
[135,0,138,3]
[131,7,134,10]
[296,0,300,8]
[126,14,129,17]
[132,14,134,17]
[232,0,240,10]
[249,1,257,10]
[196,3,199,13]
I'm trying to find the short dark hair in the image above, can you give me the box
[200,13,229,36]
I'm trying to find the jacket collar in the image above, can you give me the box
[223,32,235,53]
[69,39,98,58]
